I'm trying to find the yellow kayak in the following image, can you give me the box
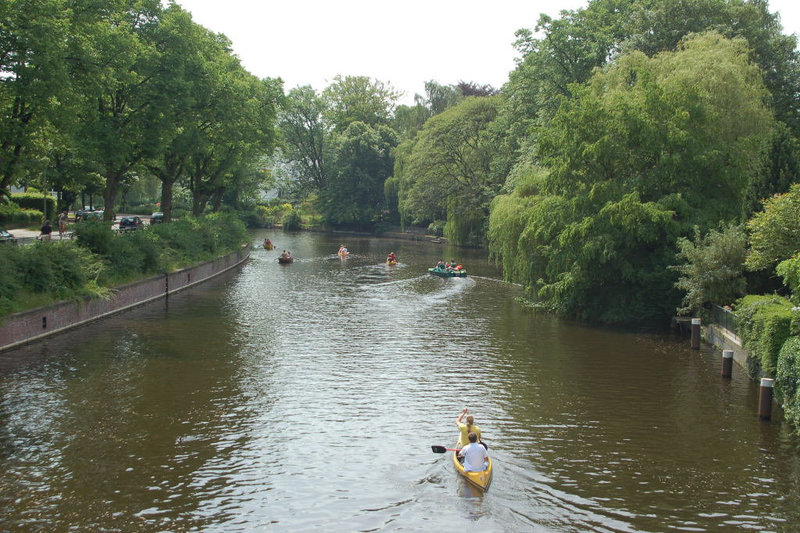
[452,443,492,491]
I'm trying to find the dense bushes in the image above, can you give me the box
[735,295,796,377]
[0,241,105,316]
[11,193,56,219]
[776,336,800,428]
[0,214,247,317]
[0,202,43,226]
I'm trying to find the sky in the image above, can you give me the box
[174,0,800,107]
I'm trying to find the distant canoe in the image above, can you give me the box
[278,256,293,264]
[386,260,397,266]
[263,243,274,250]
[428,267,466,278]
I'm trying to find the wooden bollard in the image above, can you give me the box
[722,350,734,378]
[759,378,774,420]
[691,318,701,349]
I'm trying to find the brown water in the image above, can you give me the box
[1,231,799,532]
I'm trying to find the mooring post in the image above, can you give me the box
[691,318,701,349]
[759,378,774,420]
[722,349,734,378]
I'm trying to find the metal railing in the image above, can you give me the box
[711,304,738,335]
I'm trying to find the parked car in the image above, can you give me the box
[75,208,105,221]
[119,216,143,230]
[150,212,164,224]
[74,207,93,222]
[0,228,17,244]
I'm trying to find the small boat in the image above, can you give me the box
[278,256,293,264]
[263,243,274,250]
[386,260,397,266]
[452,444,492,491]
[428,267,467,278]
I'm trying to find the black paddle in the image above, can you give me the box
[431,445,459,453]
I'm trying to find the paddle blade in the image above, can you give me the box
[431,445,448,453]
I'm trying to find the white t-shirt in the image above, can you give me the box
[460,442,488,472]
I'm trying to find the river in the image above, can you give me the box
[1,231,799,532]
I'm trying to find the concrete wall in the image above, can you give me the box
[704,323,749,368]
[0,245,250,353]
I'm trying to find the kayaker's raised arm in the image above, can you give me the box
[456,407,468,424]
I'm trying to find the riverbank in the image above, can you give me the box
[0,244,250,353]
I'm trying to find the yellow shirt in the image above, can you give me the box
[457,422,482,447]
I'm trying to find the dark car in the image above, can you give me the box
[150,212,164,224]
[119,216,143,230]
[0,228,17,244]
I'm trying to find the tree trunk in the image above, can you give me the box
[160,177,175,222]
[102,170,123,221]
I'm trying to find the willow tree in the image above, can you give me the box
[489,32,774,324]
[397,95,504,246]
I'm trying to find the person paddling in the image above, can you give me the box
[456,408,482,447]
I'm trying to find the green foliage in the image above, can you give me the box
[735,294,795,377]
[0,240,104,313]
[0,203,42,226]
[671,224,748,315]
[281,210,301,231]
[489,32,774,324]
[397,96,504,246]
[776,255,800,304]
[72,220,115,257]
[746,183,800,271]
[322,75,400,132]
[319,122,396,228]
[776,336,800,431]
[10,193,55,218]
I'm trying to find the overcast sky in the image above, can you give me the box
[174,0,800,106]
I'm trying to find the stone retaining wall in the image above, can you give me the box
[0,245,250,353]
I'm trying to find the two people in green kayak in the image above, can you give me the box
[456,408,489,472]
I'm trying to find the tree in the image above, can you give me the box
[746,183,800,271]
[0,0,76,197]
[489,32,774,324]
[671,224,748,314]
[322,75,400,132]
[278,86,328,193]
[319,122,396,227]
[398,96,504,245]
[72,0,170,220]
[185,73,281,216]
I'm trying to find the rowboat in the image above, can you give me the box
[428,267,467,278]
[452,444,492,491]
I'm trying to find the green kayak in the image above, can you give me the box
[428,267,467,278]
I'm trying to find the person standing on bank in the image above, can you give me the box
[39,219,53,242]
[58,211,68,239]
[456,408,482,447]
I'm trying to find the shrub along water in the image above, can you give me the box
[0,213,247,318]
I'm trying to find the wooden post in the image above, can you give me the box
[759,378,774,420]
[691,318,701,349]
[722,350,733,378]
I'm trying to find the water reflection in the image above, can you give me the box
[0,231,799,531]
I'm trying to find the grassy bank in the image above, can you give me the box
[0,213,247,319]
